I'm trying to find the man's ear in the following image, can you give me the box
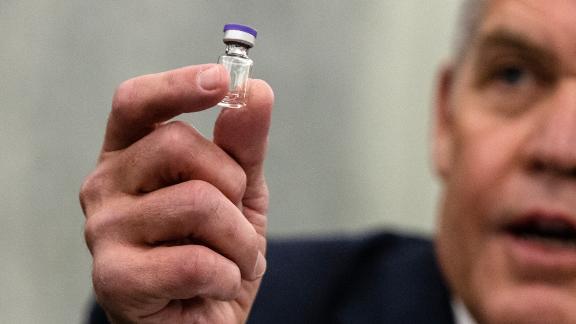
[432,64,456,180]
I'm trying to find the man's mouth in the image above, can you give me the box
[504,216,576,248]
[499,212,576,275]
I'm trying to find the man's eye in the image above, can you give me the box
[494,65,526,85]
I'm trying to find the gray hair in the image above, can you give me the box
[454,0,487,64]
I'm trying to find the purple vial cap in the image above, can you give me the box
[223,24,258,38]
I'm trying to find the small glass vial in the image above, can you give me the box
[217,24,257,109]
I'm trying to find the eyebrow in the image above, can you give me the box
[475,29,557,64]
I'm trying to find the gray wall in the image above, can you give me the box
[0,1,460,322]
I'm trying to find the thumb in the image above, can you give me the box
[213,79,274,219]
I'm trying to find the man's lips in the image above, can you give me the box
[503,213,576,248]
[499,210,576,275]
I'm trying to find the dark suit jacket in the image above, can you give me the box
[88,232,455,324]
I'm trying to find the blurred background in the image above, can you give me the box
[0,1,461,322]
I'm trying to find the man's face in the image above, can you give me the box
[434,0,576,322]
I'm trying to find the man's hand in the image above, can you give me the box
[80,64,274,323]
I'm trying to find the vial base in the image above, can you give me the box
[218,92,246,109]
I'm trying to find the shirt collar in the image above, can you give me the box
[452,299,477,324]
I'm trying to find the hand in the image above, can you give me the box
[80,64,274,323]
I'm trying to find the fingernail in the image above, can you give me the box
[252,252,267,279]
[198,65,222,90]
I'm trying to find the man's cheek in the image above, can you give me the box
[445,144,504,231]
[458,134,511,189]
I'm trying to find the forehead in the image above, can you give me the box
[477,0,576,58]
[479,0,576,46]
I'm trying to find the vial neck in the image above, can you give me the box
[225,43,250,57]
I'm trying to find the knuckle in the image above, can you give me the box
[187,180,220,213]
[247,226,260,251]
[227,166,247,203]
[182,246,241,298]
[226,270,242,299]
[83,201,129,254]
[83,210,114,252]
[83,215,101,252]
[157,121,195,150]
[183,246,210,280]
[219,219,240,243]
[79,180,96,215]
[111,78,138,123]
[243,229,261,268]
[79,168,111,216]
[167,246,213,294]
[91,254,113,295]
[91,249,133,309]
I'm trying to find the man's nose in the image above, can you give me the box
[524,80,576,179]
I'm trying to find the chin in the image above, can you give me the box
[470,284,576,324]
[438,237,576,324]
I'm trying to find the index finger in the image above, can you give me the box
[103,64,229,152]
